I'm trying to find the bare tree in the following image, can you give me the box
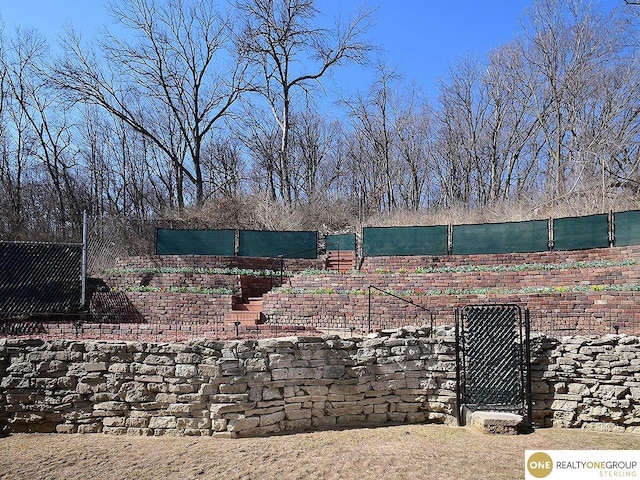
[235,0,373,204]
[54,0,250,209]
[201,135,246,199]
[2,27,86,238]
[482,43,541,203]
[394,89,434,210]
[289,105,340,201]
[434,57,489,207]
[344,64,402,212]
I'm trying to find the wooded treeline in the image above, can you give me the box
[2,0,640,246]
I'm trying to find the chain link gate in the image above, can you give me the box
[455,304,532,427]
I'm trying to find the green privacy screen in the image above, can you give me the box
[326,234,356,251]
[156,229,235,255]
[614,210,640,247]
[238,230,317,258]
[553,214,609,251]
[452,220,549,254]
[362,225,448,256]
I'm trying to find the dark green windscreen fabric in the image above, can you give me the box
[326,234,356,251]
[452,220,549,254]
[238,230,317,258]
[362,225,448,256]
[156,229,235,255]
[553,214,609,250]
[614,210,640,247]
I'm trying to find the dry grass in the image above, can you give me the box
[1,425,639,480]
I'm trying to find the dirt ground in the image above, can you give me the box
[1,425,639,480]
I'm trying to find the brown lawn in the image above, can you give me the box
[1,425,639,480]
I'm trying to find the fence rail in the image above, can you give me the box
[154,209,640,258]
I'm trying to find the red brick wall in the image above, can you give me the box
[105,273,241,291]
[28,246,636,340]
[262,245,640,335]
[360,246,640,271]
[262,290,638,335]
[114,254,323,272]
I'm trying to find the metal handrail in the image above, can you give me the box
[268,245,321,288]
[367,285,434,335]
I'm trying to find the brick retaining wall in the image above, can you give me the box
[114,255,323,272]
[263,291,639,335]
[360,246,640,272]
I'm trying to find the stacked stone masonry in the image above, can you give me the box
[2,330,640,437]
[531,333,640,433]
[0,328,457,437]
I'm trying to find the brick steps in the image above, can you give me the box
[228,297,265,325]
[326,250,355,273]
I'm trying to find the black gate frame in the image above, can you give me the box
[454,304,532,427]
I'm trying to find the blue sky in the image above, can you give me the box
[0,0,623,98]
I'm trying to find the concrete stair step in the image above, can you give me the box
[470,411,524,435]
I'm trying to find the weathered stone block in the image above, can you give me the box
[144,355,175,366]
[94,401,128,412]
[174,364,197,377]
[102,416,126,427]
[219,383,247,394]
[77,422,102,434]
[263,387,283,401]
[228,416,260,432]
[260,411,286,426]
[176,417,211,429]
[285,408,312,421]
[471,411,523,435]
[210,402,255,416]
[148,416,177,429]
[82,362,108,372]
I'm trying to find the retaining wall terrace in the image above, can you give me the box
[360,246,640,272]
[113,255,323,273]
[104,274,282,299]
[287,266,640,292]
[104,273,242,292]
[2,331,640,437]
[262,245,640,335]
[262,291,638,335]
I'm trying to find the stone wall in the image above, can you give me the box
[3,331,640,437]
[531,334,640,433]
[0,328,457,437]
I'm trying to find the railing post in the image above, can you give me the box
[368,285,372,333]
[81,210,88,308]
[279,255,284,285]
